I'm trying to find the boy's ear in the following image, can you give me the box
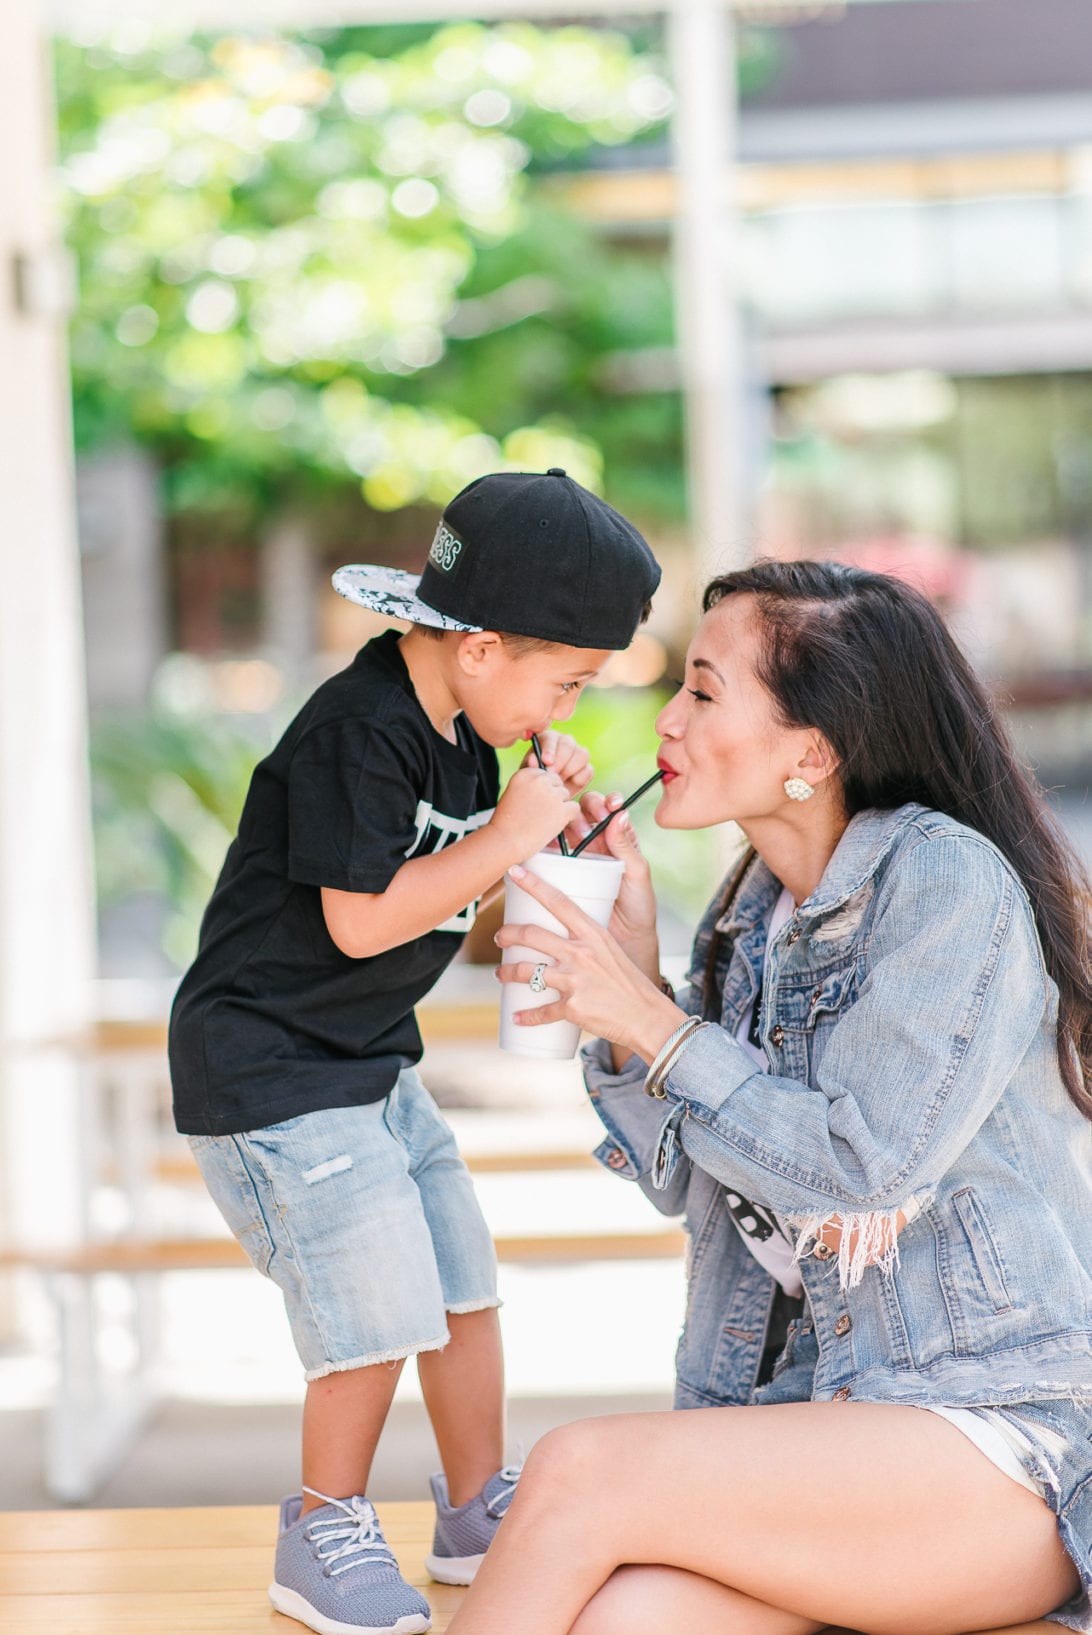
[455,629,505,676]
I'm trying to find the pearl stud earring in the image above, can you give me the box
[784,777,814,802]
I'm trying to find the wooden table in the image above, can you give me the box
[0,1502,465,1633]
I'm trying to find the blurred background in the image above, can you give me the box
[3,0,1092,1510]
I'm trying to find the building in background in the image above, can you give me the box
[563,0,1092,684]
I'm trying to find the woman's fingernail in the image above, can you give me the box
[509,865,526,880]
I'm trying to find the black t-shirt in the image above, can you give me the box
[169,630,499,1136]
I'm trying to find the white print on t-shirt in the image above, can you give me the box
[406,799,496,933]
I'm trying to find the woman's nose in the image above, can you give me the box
[655,695,682,738]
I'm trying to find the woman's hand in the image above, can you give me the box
[494,863,682,1062]
[564,792,660,972]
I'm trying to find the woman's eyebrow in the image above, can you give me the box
[691,657,724,683]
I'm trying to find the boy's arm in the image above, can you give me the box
[322,765,577,958]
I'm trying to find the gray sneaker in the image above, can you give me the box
[425,1465,521,1585]
[270,1490,431,1635]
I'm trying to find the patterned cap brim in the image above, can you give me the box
[331,565,481,632]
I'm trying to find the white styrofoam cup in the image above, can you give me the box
[499,848,625,1059]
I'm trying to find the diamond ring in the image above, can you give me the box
[529,963,549,994]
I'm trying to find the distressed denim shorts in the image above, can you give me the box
[752,1319,1092,1632]
[187,1069,499,1380]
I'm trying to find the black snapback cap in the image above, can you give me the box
[333,469,661,651]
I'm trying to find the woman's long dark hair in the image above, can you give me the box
[700,559,1092,1119]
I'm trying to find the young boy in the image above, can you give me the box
[168,468,660,1635]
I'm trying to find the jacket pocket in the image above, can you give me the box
[806,963,858,1022]
[799,964,858,1080]
[952,1187,1013,1314]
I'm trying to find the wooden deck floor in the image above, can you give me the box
[0,1502,463,1633]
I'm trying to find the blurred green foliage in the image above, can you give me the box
[92,707,270,968]
[57,20,684,525]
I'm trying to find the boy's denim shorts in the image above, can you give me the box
[187,1069,499,1380]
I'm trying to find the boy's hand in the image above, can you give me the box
[522,730,593,798]
[492,765,580,860]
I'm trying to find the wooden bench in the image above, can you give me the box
[0,1501,464,1633]
[2,1221,684,1505]
[1,1227,684,1279]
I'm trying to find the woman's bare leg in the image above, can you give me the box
[570,1563,825,1635]
[571,1575,1072,1635]
[446,1404,1077,1635]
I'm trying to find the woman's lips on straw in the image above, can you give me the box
[656,756,679,783]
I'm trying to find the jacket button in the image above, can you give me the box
[787,927,800,945]
[769,1024,784,1047]
[834,1314,852,1337]
[812,1241,834,1260]
[606,1148,627,1170]
[832,1385,852,1401]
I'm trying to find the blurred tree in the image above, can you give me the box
[56,20,682,527]
[91,706,269,968]
[60,19,752,971]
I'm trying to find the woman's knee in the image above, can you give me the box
[517,1417,622,1508]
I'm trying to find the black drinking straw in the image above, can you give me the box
[569,769,665,858]
[530,733,570,855]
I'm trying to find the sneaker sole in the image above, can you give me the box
[268,1582,431,1635]
[424,1551,484,1586]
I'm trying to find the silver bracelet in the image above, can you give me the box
[644,1015,704,1099]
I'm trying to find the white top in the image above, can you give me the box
[727,888,804,1298]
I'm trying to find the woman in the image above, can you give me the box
[453,561,1092,1635]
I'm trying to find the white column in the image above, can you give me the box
[0,2,96,1262]
[79,445,167,710]
[667,0,747,581]
[262,513,317,689]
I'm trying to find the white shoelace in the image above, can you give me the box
[484,1464,521,1520]
[302,1490,396,1577]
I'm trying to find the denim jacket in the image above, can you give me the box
[583,803,1092,1411]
